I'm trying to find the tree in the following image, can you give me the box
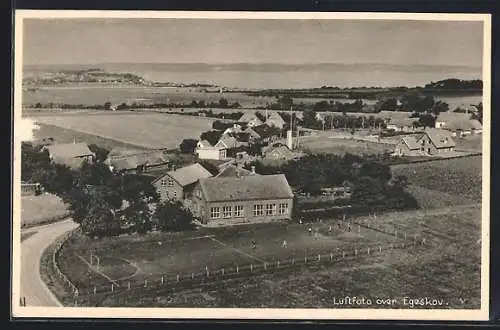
[88,144,110,163]
[81,202,121,238]
[104,102,112,110]
[302,108,319,129]
[431,100,449,116]
[179,139,198,154]
[200,130,223,146]
[153,200,194,231]
[471,102,483,123]
[218,98,229,108]
[417,114,436,128]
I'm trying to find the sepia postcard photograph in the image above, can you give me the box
[11,10,491,321]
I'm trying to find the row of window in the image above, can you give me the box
[210,203,289,219]
[160,178,175,187]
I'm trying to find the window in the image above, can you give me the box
[253,204,264,216]
[234,205,244,217]
[222,206,232,218]
[210,207,221,219]
[173,191,177,198]
[160,179,167,186]
[266,204,277,216]
[279,203,289,215]
[167,179,174,187]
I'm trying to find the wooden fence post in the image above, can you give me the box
[318,254,321,262]
[250,264,253,272]
[93,287,97,296]
[177,274,180,282]
[128,282,131,290]
[161,275,164,285]
[330,253,333,261]
[192,273,194,279]
[277,260,280,269]
[342,251,345,258]
[292,257,295,265]
[367,247,370,255]
[222,268,225,276]
[236,266,239,274]
[379,246,382,253]
[404,232,407,240]
[305,256,307,264]
[144,279,148,287]
[111,284,114,292]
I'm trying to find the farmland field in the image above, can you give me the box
[299,136,393,156]
[30,122,150,150]
[391,155,482,202]
[30,112,217,150]
[22,86,277,108]
[21,194,68,228]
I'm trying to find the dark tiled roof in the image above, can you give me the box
[400,135,421,150]
[199,174,293,202]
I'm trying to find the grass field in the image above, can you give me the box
[59,204,481,309]
[59,218,406,292]
[391,155,482,202]
[299,136,393,156]
[21,194,68,227]
[30,112,217,150]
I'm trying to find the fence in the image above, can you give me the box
[50,228,80,302]
[21,182,42,196]
[75,240,426,306]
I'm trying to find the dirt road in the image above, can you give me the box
[19,219,78,307]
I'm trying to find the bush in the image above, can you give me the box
[153,200,194,231]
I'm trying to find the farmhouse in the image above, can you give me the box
[215,134,248,149]
[104,148,171,173]
[152,163,213,202]
[435,112,483,136]
[265,111,286,129]
[386,117,419,132]
[263,143,298,161]
[42,142,94,169]
[196,140,227,160]
[215,163,258,178]
[238,113,264,127]
[393,128,456,156]
[190,174,294,225]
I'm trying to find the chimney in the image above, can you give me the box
[171,164,176,171]
[251,166,256,174]
[286,130,293,150]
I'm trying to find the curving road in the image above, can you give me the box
[19,219,79,307]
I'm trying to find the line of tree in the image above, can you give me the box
[22,142,194,238]
[243,153,418,211]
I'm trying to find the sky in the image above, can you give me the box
[22,18,484,68]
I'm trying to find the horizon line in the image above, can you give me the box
[23,62,482,69]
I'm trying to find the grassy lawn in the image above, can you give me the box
[31,112,217,150]
[86,205,480,309]
[21,194,68,228]
[299,136,392,156]
[391,156,482,202]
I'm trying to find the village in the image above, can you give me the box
[16,16,487,312]
[23,102,482,227]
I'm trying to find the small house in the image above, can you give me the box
[393,128,456,156]
[238,113,264,127]
[42,142,95,169]
[435,112,483,136]
[265,111,286,129]
[104,148,170,173]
